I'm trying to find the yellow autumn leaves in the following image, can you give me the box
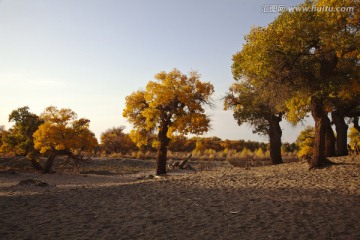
[123,68,214,148]
[33,106,98,154]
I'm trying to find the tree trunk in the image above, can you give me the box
[268,115,283,165]
[42,153,57,174]
[332,110,348,156]
[29,159,44,172]
[156,124,170,175]
[324,114,336,157]
[309,97,327,169]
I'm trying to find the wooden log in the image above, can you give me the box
[178,153,192,169]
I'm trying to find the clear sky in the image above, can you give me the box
[0,0,308,143]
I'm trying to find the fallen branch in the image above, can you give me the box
[168,153,193,170]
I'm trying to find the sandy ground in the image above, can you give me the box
[0,156,359,239]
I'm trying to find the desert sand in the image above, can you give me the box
[0,156,359,239]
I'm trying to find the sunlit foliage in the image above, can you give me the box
[348,127,360,147]
[34,106,98,154]
[296,126,315,158]
[33,106,98,173]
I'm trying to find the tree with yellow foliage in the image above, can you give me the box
[231,0,360,169]
[33,106,98,173]
[280,0,359,166]
[123,68,214,175]
[224,81,284,165]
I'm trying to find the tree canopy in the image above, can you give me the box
[225,82,270,136]
[0,106,44,170]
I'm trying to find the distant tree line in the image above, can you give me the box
[99,127,297,156]
[1,106,295,174]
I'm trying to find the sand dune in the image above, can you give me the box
[0,156,359,239]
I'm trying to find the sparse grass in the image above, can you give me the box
[0,156,34,172]
[226,155,300,168]
[0,157,156,175]
[0,149,300,175]
[77,158,157,175]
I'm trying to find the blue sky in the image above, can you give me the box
[0,0,308,143]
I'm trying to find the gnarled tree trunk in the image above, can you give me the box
[41,150,90,174]
[332,110,348,156]
[156,124,170,175]
[310,97,327,169]
[268,114,283,165]
[42,153,57,174]
[324,114,336,157]
[29,159,44,172]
